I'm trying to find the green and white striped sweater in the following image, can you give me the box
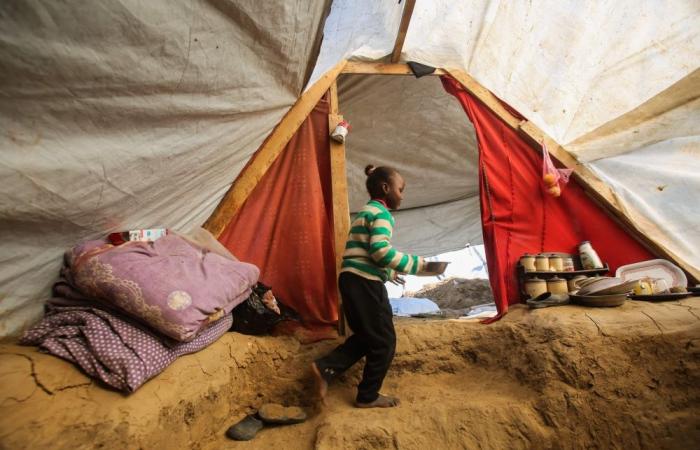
[341,200,424,282]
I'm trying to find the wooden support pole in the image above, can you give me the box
[203,60,347,237]
[446,68,698,283]
[342,61,445,76]
[328,81,350,335]
[443,70,521,130]
[391,0,416,63]
[329,80,338,115]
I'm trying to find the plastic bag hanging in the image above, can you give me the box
[541,142,573,197]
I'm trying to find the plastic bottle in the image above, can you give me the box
[107,228,168,246]
[579,241,603,269]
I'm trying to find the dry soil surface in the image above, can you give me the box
[1,299,699,450]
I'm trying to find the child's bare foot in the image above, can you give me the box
[310,362,328,405]
[355,394,400,408]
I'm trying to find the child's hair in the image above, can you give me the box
[365,165,399,198]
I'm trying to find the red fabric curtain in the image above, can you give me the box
[441,76,654,319]
[218,96,339,329]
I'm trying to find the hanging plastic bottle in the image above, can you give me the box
[579,241,603,269]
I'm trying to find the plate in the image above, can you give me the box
[628,292,690,301]
[576,277,636,296]
[615,259,687,289]
[592,279,640,295]
[570,293,626,307]
[418,261,449,277]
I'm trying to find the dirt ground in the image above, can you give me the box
[2,298,700,449]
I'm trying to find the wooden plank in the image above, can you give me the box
[328,110,351,335]
[329,81,346,334]
[445,69,522,129]
[447,70,623,211]
[446,69,699,283]
[202,60,347,237]
[342,61,445,76]
[518,122,623,211]
[391,0,416,63]
[329,81,338,115]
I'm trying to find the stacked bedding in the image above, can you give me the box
[21,233,259,392]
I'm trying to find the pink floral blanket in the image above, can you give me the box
[66,235,258,341]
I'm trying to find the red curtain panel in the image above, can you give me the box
[218,95,339,329]
[441,76,654,320]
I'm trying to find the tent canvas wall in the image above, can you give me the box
[0,0,330,336]
[1,0,698,336]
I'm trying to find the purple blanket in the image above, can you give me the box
[20,303,232,393]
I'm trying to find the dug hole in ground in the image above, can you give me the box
[2,276,699,450]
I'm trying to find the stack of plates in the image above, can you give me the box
[570,276,637,307]
[575,277,639,296]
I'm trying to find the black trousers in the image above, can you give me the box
[315,271,396,403]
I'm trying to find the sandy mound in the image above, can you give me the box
[2,299,700,449]
[409,277,493,310]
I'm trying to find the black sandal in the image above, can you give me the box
[257,403,307,425]
[225,414,263,441]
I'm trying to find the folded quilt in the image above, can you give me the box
[20,303,232,392]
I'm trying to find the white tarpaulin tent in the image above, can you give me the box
[312,0,700,282]
[0,0,329,335]
[1,0,698,336]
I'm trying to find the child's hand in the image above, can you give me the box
[389,272,405,286]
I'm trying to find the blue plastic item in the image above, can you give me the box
[389,297,440,317]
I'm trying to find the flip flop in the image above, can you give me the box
[257,403,307,425]
[225,414,263,441]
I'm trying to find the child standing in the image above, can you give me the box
[312,164,426,408]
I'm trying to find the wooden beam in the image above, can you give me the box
[329,81,346,334]
[329,110,350,335]
[517,121,624,212]
[447,69,626,212]
[444,69,522,130]
[391,0,416,63]
[445,68,699,283]
[203,60,347,237]
[342,61,445,76]
[329,80,338,115]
